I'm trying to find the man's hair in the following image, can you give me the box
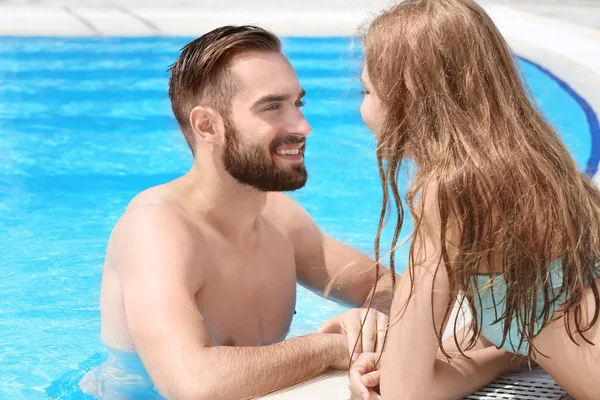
[168,25,282,152]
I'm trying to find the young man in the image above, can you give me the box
[89,26,393,400]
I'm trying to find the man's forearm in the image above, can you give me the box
[365,270,394,314]
[186,333,346,400]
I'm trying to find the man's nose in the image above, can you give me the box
[290,111,312,137]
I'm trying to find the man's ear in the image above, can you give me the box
[189,106,225,145]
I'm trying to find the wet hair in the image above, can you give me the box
[168,25,281,153]
[365,0,600,358]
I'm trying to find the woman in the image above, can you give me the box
[348,0,600,399]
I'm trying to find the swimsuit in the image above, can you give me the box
[474,260,567,356]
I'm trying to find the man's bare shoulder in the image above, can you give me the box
[117,185,192,234]
[124,184,178,211]
[263,193,308,224]
[263,193,320,239]
[105,186,206,276]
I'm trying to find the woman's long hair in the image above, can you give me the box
[365,0,600,357]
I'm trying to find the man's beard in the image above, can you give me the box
[221,117,308,192]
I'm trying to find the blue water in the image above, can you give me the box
[0,36,594,399]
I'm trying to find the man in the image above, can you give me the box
[93,25,393,400]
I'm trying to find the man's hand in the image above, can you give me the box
[318,308,389,356]
[327,333,353,370]
[349,352,381,400]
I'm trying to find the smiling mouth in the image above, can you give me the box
[273,142,305,158]
[275,148,302,156]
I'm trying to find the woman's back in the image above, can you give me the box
[531,275,600,400]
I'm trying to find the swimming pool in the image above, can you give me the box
[0,36,596,399]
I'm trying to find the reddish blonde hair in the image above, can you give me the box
[365,0,600,357]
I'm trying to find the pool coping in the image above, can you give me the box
[1,4,599,400]
[487,6,600,183]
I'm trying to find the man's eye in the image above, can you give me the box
[265,104,281,111]
[296,100,306,108]
[361,90,370,95]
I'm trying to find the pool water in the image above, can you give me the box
[0,36,595,399]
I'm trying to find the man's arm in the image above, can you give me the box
[110,207,349,400]
[264,193,395,313]
[319,235,394,313]
[264,194,396,355]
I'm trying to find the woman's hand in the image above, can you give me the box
[349,352,382,400]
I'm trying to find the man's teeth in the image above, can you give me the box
[276,149,301,155]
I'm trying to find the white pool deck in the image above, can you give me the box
[1,1,597,399]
